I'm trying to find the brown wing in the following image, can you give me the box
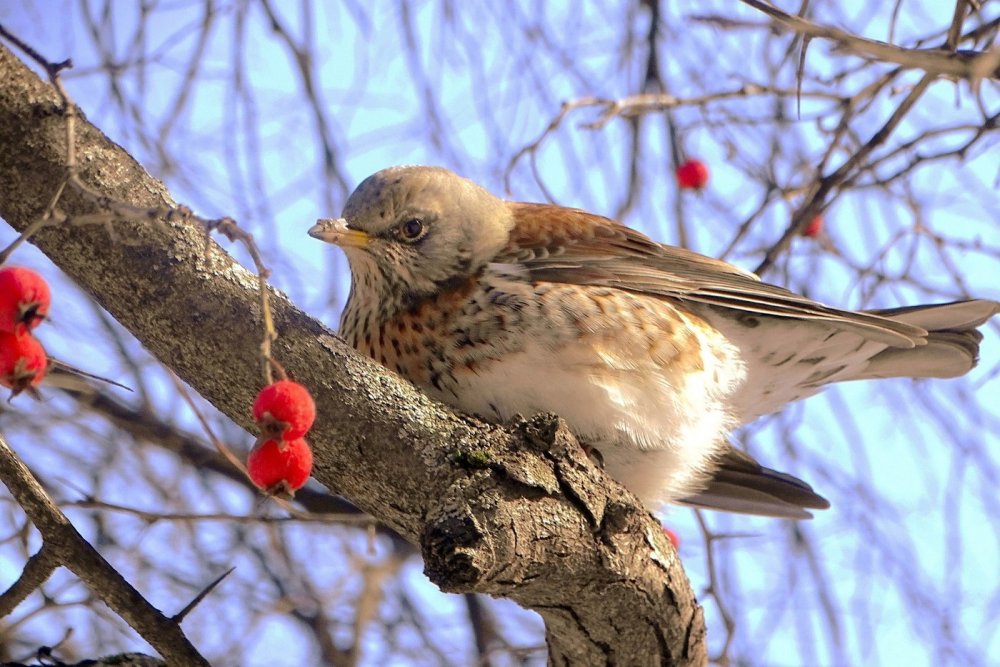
[499,203,930,347]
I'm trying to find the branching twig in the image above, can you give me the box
[0,433,210,665]
[754,73,935,275]
[737,0,1000,80]
[504,86,849,190]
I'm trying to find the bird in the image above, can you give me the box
[308,166,999,519]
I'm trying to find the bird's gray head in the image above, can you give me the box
[309,166,514,310]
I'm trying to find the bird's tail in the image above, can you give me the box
[678,446,829,519]
[678,299,998,519]
[854,299,998,380]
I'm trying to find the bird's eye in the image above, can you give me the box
[398,218,425,241]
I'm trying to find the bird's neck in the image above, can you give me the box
[339,262,482,357]
[339,266,392,350]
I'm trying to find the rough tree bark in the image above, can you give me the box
[0,43,706,665]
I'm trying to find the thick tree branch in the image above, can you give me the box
[0,42,705,665]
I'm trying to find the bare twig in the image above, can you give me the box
[0,25,280,387]
[754,73,935,275]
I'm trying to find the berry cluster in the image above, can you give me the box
[0,266,50,397]
[248,380,316,495]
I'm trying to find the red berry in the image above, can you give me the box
[802,215,823,238]
[0,267,51,333]
[0,331,47,396]
[247,437,313,494]
[662,526,680,550]
[252,380,316,440]
[676,159,709,190]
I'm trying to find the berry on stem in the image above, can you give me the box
[802,215,823,238]
[252,380,316,440]
[247,437,314,495]
[676,159,710,191]
[0,331,47,397]
[0,266,51,333]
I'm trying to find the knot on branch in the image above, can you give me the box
[511,412,576,455]
[421,507,492,591]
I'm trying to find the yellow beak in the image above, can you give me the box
[308,218,370,248]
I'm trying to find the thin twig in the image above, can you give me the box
[754,73,935,275]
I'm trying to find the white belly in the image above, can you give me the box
[447,331,746,503]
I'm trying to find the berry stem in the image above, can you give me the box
[168,369,246,473]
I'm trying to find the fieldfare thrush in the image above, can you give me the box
[309,166,999,518]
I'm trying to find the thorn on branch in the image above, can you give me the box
[172,567,236,623]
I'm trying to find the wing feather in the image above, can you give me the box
[500,203,928,347]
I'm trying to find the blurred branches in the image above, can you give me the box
[0,1,997,665]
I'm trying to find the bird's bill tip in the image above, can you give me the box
[308,218,370,248]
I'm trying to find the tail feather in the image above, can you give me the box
[868,299,999,331]
[681,299,997,519]
[679,447,830,520]
[859,299,998,379]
